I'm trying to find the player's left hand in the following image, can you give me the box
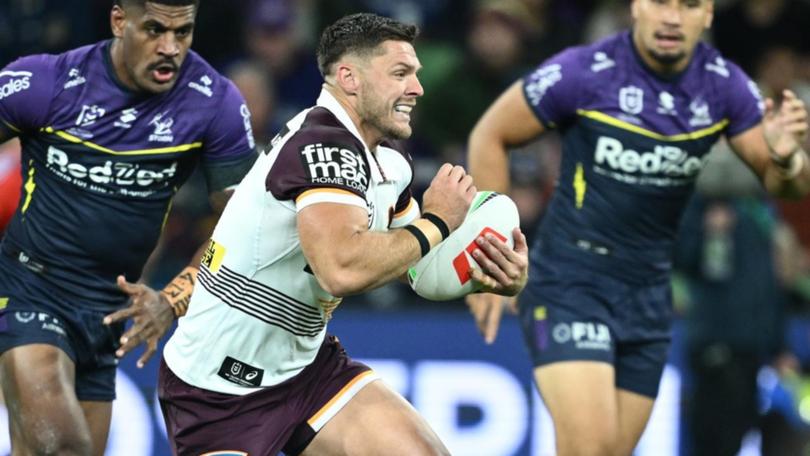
[466,293,518,344]
[763,89,808,161]
[469,227,529,296]
[103,275,175,368]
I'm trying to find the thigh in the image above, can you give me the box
[0,343,90,450]
[615,388,655,456]
[301,379,449,456]
[79,401,112,456]
[534,361,619,454]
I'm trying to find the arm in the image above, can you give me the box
[299,164,476,297]
[465,81,544,343]
[467,81,546,194]
[729,90,810,199]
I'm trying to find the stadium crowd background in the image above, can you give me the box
[2,0,810,454]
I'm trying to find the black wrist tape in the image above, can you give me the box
[422,212,450,240]
[404,224,430,257]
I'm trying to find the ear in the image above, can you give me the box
[111,5,126,39]
[630,0,640,21]
[334,62,361,96]
[704,1,714,29]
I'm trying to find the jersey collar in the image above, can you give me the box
[316,87,386,184]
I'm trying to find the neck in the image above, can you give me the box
[109,39,139,92]
[324,83,382,149]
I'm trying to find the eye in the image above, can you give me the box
[176,27,192,38]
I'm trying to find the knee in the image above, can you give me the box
[24,429,93,456]
[558,433,622,456]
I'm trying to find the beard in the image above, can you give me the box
[647,48,687,68]
[358,83,411,140]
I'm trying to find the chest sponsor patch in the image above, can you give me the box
[217,356,264,387]
[299,143,369,193]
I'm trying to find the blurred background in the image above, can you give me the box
[1,0,810,454]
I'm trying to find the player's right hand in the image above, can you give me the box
[466,292,518,344]
[104,275,175,368]
[421,163,476,231]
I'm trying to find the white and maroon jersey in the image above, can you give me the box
[163,89,419,394]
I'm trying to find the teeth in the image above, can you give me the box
[394,105,412,113]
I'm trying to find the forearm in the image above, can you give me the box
[301,208,446,297]
[764,149,810,199]
[468,127,511,193]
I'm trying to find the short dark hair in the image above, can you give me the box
[316,13,419,77]
[113,0,199,8]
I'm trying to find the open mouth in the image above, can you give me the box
[393,103,414,120]
[654,31,684,49]
[152,63,178,83]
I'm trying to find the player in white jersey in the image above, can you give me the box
[159,13,529,456]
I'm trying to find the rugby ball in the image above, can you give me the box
[408,191,520,301]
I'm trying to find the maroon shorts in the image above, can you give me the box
[158,335,375,456]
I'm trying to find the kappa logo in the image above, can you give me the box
[619,85,644,115]
[705,56,730,78]
[149,112,174,142]
[452,227,507,285]
[64,68,86,89]
[188,74,213,97]
[524,64,562,107]
[0,70,32,100]
[590,52,615,72]
[300,143,369,192]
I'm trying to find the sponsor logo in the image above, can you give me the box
[64,68,86,89]
[66,127,94,139]
[12,312,67,336]
[75,104,106,127]
[201,239,226,273]
[114,108,138,129]
[705,56,729,78]
[594,136,703,184]
[300,143,369,192]
[218,356,264,387]
[46,146,177,193]
[590,52,615,72]
[688,97,712,127]
[188,74,213,97]
[656,91,677,116]
[240,103,256,149]
[148,112,174,142]
[552,321,611,351]
[747,80,765,114]
[452,227,507,285]
[0,70,32,100]
[524,64,562,106]
[619,85,644,115]
[14,311,35,323]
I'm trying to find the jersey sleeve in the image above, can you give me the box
[387,146,419,228]
[723,61,764,138]
[521,47,585,129]
[0,55,56,134]
[266,126,370,212]
[200,78,259,191]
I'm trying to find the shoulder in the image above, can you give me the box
[178,50,236,102]
[283,107,365,152]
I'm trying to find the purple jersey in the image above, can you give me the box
[0,41,257,310]
[522,31,763,278]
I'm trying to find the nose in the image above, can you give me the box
[156,33,180,57]
[661,3,683,26]
[408,74,424,97]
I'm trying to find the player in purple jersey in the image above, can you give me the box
[465,1,809,455]
[0,0,257,454]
